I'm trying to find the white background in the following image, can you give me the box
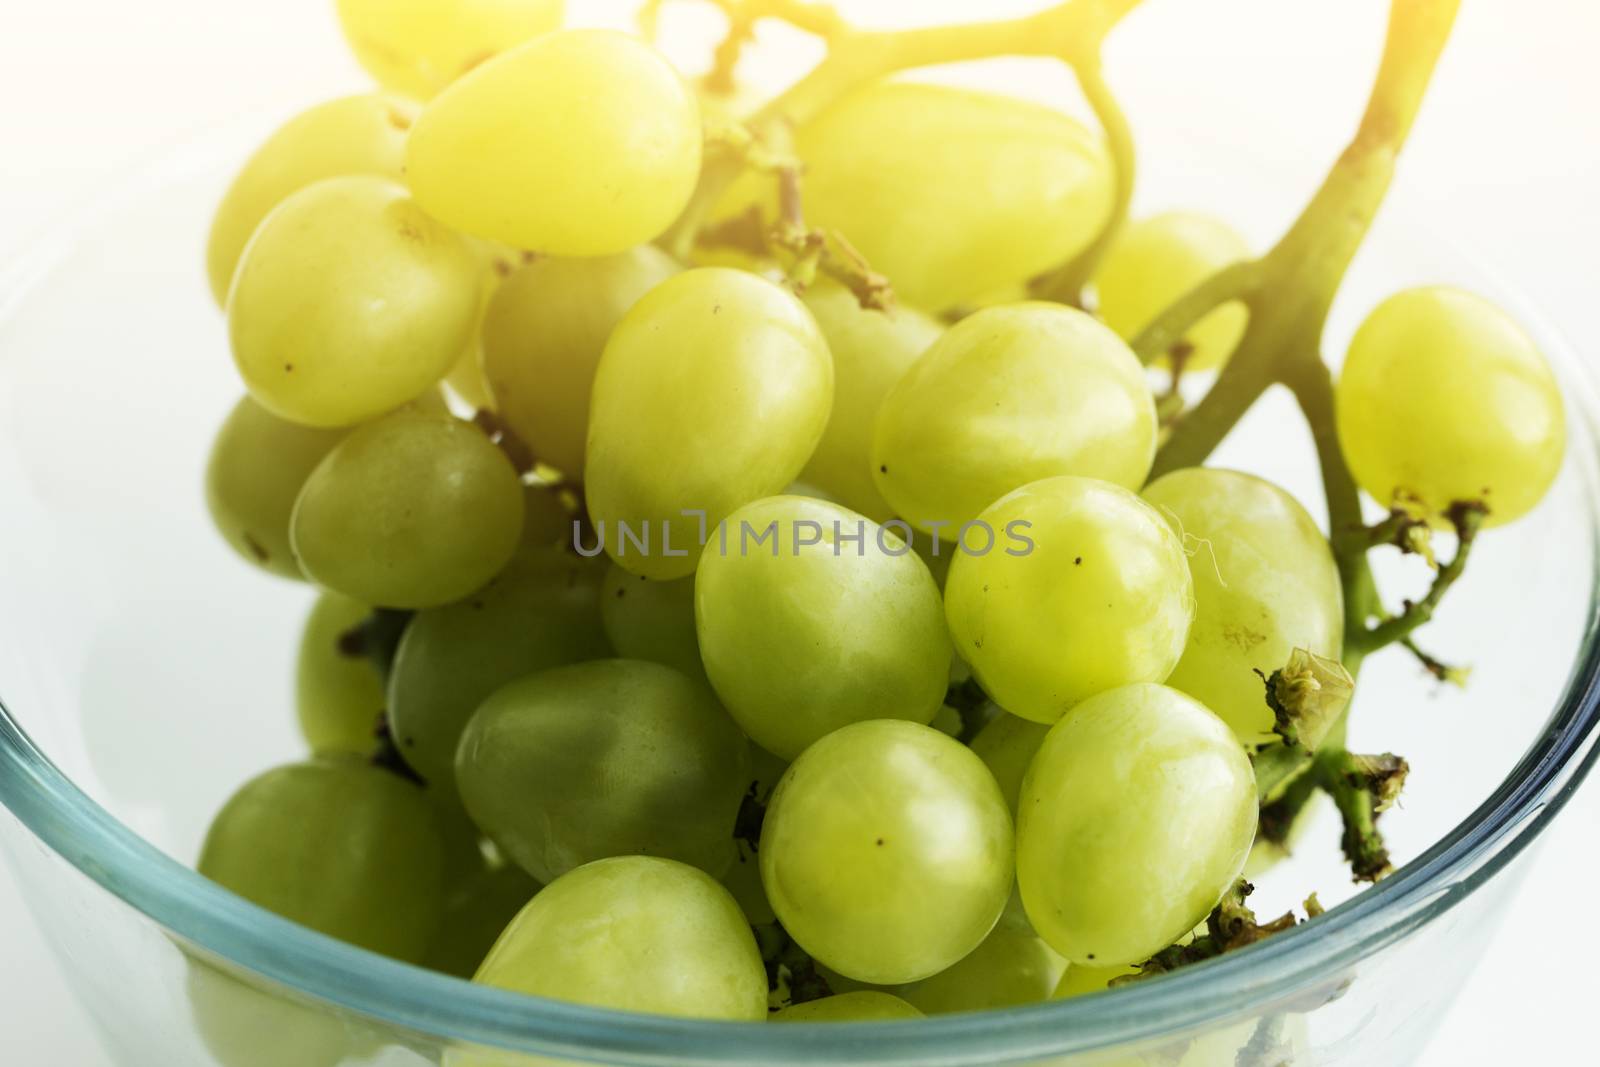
[1,1,1596,1063]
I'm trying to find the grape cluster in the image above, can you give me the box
[190,0,1566,1056]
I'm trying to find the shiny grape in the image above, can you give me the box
[335,0,565,99]
[968,712,1051,818]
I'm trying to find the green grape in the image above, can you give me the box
[1142,468,1343,743]
[873,304,1157,535]
[797,283,943,521]
[291,411,524,609]
[519,483,577,550]
[456,660,750,883]
[772,991,924,1022]
[944,476,1194,724]
[387,545,609,797]
[968,712,1051,817]
[760,720,1013,984]
[586,269,834,580]
[424,864,542,979]
[775,81,1113,311]
[721,744,789,926]
[694,496,950,760]
[205,94,416,306]
[895,900,1065,1015]
[1052,961,1140,999]
[1094,212,1252,371]
[465,857,766,1021]
[1016,684,1257,968]
[483,246,681,477]
[186,959,367,1067]
[197,756,446,962]
[336,0,565,99]
[205,395,345,579]
[228,176,482,428]
[407,30,701,256]
[930,703,963,738]
[1336,285,1565,526]
[600,563,705,682]
[295,592,384,754]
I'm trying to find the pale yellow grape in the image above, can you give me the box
[586,269,834,579]
[798,283,943,521]
[944,477,1194,724]
[772,992,923,1022]
[228,176,481,427]
[968,712,1051,817]
[1094,212,1252,371]
[205,94,416,306]
[784,81,1113,311]
[441,241,522,412]
[1052,961,1139,999]
[1142,468,1343,743]
[1336,285,1565,526]
[406,30,701,255]
[873,304,1156,535]
[600,564,706,683]
[1017,684,1256,967]
[467,857,766,1020]
[335,0,565,99]
[204,396,345,579]
[895,900,1065,1014]
[295,592,384,754]
[695,496,950,760]
[483,246,680,476]
[760,720,1013,984]
[291,412,524,609]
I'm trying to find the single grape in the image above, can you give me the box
[440,240,521,412]
[335,0,565,99]
[944,476,1194,724]
[750,81,1113,311]
[295,592,384,754]
[873,303,1156,535]
[586,269,834,579]
[695,496,951,760]
[771,991,924,1022]
[720,744,789,926]
[1052,961,1140,999]
[456,660,750,884]
[197,756,446,962]
[895,899,1065,1014]
[968,712,1051,817]
[464,857,766,1022]
[291,411,524,609]
[228,176,482,428]
[1017,684,1257,967]
[205,94,417,306]
[423,864,542,980]
[518,483,579,551]
[760,720,1013,985]
[482,246,680,477]
[205,396,345,579]
[387,545,609,797]
[1142,467,1343,743]
[600,563,705,683]
[1336,285,1565,526]
[1094,212,1252,371]
[406,30,701,256]
[186,960,368,1067]
[798,282,943,521]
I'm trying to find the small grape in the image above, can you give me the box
[1017,684,1257,968]
[455,660,750,883]
[186,959,366,1067]
[1053,961,1140,999]
[294,592,384,754]
[291,412,524,609]
[423,864,542,980]
[895,900,1065,1014]
[600,563,706,683]
[695,496,950,760]
[335,0,565,99]
[1336,285,1565,526]
[1094,212,1252,371]
[771,991,924,1022]
[873,304,1156,535]
[406,30,702,256]
[760,720,1013,985]
[944,476,1194,724]
[968,712,1051,818]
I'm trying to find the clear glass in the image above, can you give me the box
[0,118,1597,1067]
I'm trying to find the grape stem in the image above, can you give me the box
[1349,500,1487,654]
[1316,750,1408,882]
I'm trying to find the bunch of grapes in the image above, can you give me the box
[191,0,1566,1059]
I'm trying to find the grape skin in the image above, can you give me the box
[772,991,924,1022]
[894,898,1065,1014]
[406,30,702,256]
[945,476,1194,724]
[1142,467,1343,744]
[968,712,1052,818]
[760,720,1013,985]
[423,863,542,980]
[1336,285,1565,526]
[1017,684,1257,968]
[600,563,707,684]
[294,592,385,755]
[873,304,1157,536]
[335,0,565,99]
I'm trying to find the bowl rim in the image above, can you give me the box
[2,138,1600,1066]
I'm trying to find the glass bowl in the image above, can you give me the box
[1,113,1597,1067]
